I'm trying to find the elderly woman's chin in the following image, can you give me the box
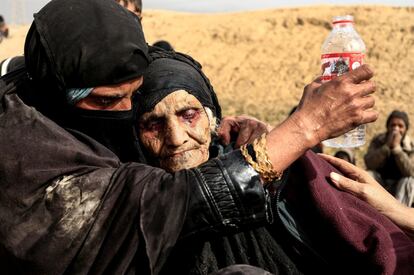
[160,148,209,172]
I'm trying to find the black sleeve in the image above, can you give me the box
[139,150,270,274]
[0,77,270,275]
[182,149,270,238]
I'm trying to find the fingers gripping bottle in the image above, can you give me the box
[321,15,366,148]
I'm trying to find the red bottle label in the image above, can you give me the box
[321,52,364,82]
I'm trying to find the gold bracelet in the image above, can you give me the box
[240,144,266,175]
[255,133,283,181]
[240,133,283,182]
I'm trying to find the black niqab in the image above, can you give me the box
[25,0,149,90]
[21,0,150,162]
[0,1,273,274]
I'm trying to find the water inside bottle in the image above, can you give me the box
[322,125,366,148]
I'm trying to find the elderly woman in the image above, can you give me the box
[134,50,414,275]
[135,50,302,274]
[135,51,224,172]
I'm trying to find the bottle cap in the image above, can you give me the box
[332,15,354,24]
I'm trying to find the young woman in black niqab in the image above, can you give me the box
[20,0,149,162]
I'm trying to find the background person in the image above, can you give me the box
[364,110,414,206]
[116,0,142,19]
[333,148,355,165]
[153,40,174,51]
[117,1,176,53]
[0,15,9,40]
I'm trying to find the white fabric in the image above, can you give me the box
[1,57,13,76]
[395,177,414,207]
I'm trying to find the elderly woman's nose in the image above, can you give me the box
[165,120,189,147]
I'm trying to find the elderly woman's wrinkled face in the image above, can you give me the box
[138,90,211,172]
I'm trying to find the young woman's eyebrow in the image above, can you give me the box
[90,91,129,99]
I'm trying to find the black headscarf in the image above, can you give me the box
[25,0,148,90]
[20,0,149,162]
[135,50,222,120]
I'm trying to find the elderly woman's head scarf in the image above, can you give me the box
[135,50,222,123]
[134,49,222,164]
[21,0,150,162]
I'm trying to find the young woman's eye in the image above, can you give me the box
[99,98,116,106]
[94,97,121,107]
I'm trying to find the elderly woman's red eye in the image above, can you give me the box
[141,119,163,132]
[181,109,199,120]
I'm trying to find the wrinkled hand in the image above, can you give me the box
[319,153,401,215]
[218,115,271,148]
[387,129,402,149]
[291,64,378,146]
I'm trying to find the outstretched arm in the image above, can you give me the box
[320,153,414,240]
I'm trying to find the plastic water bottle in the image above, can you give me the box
[321,15,366,148]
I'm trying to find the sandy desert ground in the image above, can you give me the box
[1,5,414,165]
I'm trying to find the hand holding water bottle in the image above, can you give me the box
[293,64,378,148]
[321,15,367,147]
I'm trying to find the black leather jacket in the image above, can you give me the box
[183,149,270,238]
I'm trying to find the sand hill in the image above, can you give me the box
[1,5,414,165]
